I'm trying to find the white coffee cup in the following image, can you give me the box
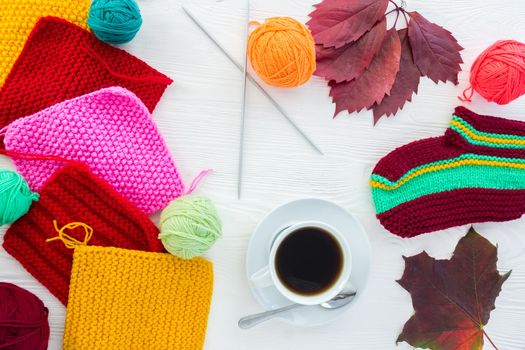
[250,221,353,306]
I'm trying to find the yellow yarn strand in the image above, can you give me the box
[46,220,93,249]
[450,119,525,145]
[247,17,316,88]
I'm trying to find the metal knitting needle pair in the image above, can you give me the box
[182,4,323,198]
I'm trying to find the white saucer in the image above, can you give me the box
[245,198,371,327]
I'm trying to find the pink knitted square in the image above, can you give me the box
[4,87,184,214]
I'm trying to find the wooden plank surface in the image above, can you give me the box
[1,0,525,349]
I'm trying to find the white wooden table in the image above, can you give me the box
[1,0,525,349]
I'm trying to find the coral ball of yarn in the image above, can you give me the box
[0,170,38,226]
[468,40,525,105]
[159,195,222,259]
[87,0,143,44]
[0,283,49,350]
[248,17,316,88]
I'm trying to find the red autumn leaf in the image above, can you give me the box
[315,18,386,82]
[307,0,389,48]
[407,11,463,84]
[398,228,510,350]
[371,29,421,123]
[330,28,401,116]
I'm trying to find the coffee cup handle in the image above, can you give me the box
[342,279,358,294]
[249,266,274,289]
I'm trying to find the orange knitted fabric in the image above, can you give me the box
[0,0,90,86]
[64,246,213,350]
[2,164,164,305]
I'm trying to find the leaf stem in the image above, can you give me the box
[388,0,400,10]
[400,8,409,27]
[483,330,500,350]
[393,8,400,28]
[386,0,409,28]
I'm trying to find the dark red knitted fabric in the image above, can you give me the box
[377,188,525,238]
[0,16,172,134]
[373,137,464,182]
[372,107,525,237]
[2,164,164,305]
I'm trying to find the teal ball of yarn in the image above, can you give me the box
[0,170,39,226]
[87,0,143,45]
[159,195,222,259]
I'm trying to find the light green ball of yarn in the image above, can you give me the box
[87,0,143,45]
[0,170,39,226]
[159,195,222,259]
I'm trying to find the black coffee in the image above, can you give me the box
[275,227,343,295]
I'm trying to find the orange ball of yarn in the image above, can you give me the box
[247,17,316,88]
[463,40,525,105]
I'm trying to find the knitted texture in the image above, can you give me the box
[4,87,184,214]
[2,164,163,305]
[0,16,172,136]
[64,245,213,350]
[0,1,90,87]
[371,106,525,237]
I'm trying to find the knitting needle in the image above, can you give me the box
[237,0,250,198]
[181,6,323,156]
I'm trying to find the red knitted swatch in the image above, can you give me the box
[0,16,172,134]
[2,164,164,305]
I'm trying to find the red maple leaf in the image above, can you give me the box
[407,11,463,84]
[307,0,389,48]
[371,28,421,123]
[315,18,387,82]
[398,228,510,350]
[330,28,401,116]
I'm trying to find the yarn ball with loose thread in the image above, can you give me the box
[248,17,316,88]
[0,170,39,226]
[159,195,222,259]
[466,40,525,105]
[87,0,143,44]
[0,282,49,350]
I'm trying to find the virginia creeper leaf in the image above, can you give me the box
[315,18,387,82]
[307,0,389,48]
[371,29,421,123]
[407,11,463,84]
[397,228,510,350]
[330,28,401,116]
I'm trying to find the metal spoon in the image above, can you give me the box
[238,291,357,329]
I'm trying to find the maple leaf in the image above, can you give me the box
[315,18,387,82]
[307,0,389,48]
[330,28,401,116]
[371,29,421,123]
[407,11,463,84]
[397,227,510,350]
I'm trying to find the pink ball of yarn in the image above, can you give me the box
[0,283,49,350]
[463,40,525,105]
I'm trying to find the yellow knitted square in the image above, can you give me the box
[0,0,90,86]
[64,246,214,350]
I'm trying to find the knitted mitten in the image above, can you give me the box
[371,106,525,237]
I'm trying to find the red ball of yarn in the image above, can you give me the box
[461,40,525,105]
[0,283,49,350]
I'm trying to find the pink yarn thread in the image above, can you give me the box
[460,40,525,105]
[0,283,49,350]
